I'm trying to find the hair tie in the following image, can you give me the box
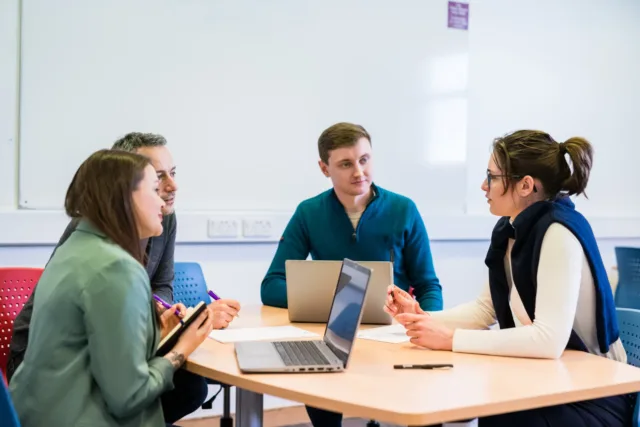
[558,142,567,155]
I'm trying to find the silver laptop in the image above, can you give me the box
[235,258,372,373]
[286,260,393,325]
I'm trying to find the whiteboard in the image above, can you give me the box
[466,0,640,218]
[0,0,18,209]
[16,0,640,229]
[18,0,469,215]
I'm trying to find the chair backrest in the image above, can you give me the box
[614,247,640,309]
[617,307,640,367]
[0,376,20,427]
[173,262,211,307]
[616,307,640,426]
[0,268,43,376]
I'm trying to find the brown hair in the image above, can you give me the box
[491,130,593,198]
[318,122,371,164]
[65,149,152,264]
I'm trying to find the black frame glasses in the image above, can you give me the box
[486,170,537,192]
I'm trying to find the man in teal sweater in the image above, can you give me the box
[260,122,443,427]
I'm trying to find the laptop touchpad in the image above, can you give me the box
[236,342,285,369]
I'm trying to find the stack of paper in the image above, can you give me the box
[209,325,319,343]
[357,324,409,343]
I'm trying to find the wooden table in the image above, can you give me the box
[186,305,640,426]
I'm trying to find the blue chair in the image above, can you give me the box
[173,262,213,307]
[614,247,640,309]
[616,307,640,426]
[1,378,20,427]
[173,262,233,427]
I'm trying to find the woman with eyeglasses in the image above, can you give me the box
[384,130,633,426]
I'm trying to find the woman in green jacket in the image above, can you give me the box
[9,149,214,427]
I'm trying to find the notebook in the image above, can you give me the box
[156,301,208,356]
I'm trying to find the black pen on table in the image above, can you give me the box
[394,364,453,370]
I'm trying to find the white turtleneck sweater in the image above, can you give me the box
[430,223,626,362]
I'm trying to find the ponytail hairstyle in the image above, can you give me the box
[491,130,594,199]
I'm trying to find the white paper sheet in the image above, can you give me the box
[357,324,409,343]
[208,325,319,343]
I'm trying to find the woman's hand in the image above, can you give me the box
[383,285,424,317]
[395,312,454,351]
[157,302,187,340]
[209,299,241,330]
[165,308,215,369]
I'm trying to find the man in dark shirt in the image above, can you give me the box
[7,132,239,424]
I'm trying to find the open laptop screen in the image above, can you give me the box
[323,259,371,366]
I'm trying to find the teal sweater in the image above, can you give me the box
[261,184,443,311]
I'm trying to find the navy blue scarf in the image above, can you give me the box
[485,196,618,354]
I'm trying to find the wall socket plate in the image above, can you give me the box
[242,218,273,238]
[207,218,240,238]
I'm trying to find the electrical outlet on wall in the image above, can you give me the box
[207,218,240,238]
[242,218,273,238]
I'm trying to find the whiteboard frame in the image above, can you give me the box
[15,0,472,216]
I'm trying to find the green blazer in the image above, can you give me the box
[9,220,175,427]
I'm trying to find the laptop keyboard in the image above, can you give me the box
[273,341,331,366]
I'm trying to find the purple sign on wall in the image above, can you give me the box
[448,1,469,30]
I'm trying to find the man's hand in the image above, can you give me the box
[209,299,241,329]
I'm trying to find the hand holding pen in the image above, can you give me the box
[153,294,186,326]
[207,290,242,329]
[208,290,241,317]
[384,285,423,317]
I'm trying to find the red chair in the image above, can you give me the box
[0,267,43,379]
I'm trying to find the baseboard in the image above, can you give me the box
[176,404,309,427]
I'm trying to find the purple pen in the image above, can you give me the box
[153,294,184,324]
[207,290,220,301]
[208,290,239,317]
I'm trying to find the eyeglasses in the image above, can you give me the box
[486,170,537,192]
[486,170,513,188]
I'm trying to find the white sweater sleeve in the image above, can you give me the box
[452,223,583,359]
[428,282,497,330]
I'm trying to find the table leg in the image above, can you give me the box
[443,419,478,427]
[235,388,264,427]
